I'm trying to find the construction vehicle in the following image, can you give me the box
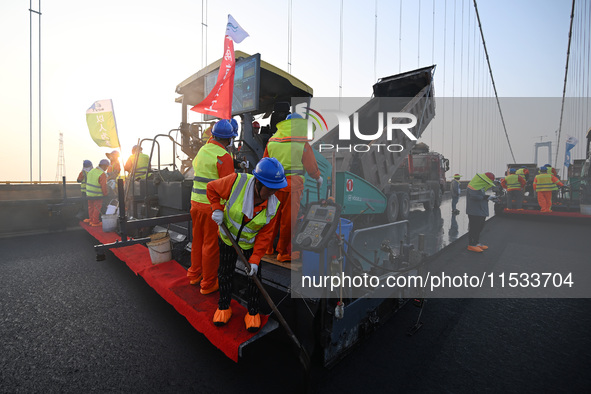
[495,130,591,215]
[311,66,448,223]
[91,52,439,367]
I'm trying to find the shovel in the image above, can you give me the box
[219,222,311,372]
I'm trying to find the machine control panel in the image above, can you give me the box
[294,202,341,252]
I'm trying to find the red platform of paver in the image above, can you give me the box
[81,221,269,362]
[504,208,591,219]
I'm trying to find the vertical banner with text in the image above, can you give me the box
[86,99,120,148]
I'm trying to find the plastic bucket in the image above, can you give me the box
[101,214,118,233]
[147,233,172,264]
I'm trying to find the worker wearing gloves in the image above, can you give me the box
[450,174,461,214]
[501,168,526,209]
[207,157,286,332]
[263,113,322,262]
[533,167,564,213]
[188,119,236,294]
[77,160,93,222]
[466,172,496,253]
[124,145,150,180]
[86,159,110,227]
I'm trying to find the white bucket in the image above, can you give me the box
[580,204,591,216]
[147,233,172,264]
[101,214,118,232]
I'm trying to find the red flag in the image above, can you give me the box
[191,36,235,119]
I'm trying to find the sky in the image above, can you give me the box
[0,0,588,182]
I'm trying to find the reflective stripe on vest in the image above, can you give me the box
[535,173,558,191]
[267,140,306,180]
[191,143,228,203]
[219,174,280,250]
[505,174,522,190]
[81,170,89,193]
[86,168,105,198]
[133,153,150,179]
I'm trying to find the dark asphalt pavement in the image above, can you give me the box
[1,228,590,393]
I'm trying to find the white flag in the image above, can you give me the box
[226,14,249,43]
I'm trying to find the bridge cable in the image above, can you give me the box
[554,0,575,167]
[472,0,516,163]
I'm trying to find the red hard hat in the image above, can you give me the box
[252,121,260,128]
[485,172,495,181]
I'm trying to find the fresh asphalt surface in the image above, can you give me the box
[2,212,591,392]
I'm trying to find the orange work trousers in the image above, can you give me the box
[88,199,103,225]
[537,191,553,212]
[188,200,220,290]
[272,188,303,257]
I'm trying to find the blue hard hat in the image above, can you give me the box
[286,113,303,120]
[509,168,516,173]
[253,157,288,189]
[544,164,552,168]
[211,119,234,138]
[99,159,110,167]
[539,166,548,172]
[229,118,239,137]
[83,160,92,167]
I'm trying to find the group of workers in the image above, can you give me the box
[453,163,565,254]
[78,145,150,226]
[189,115,321,332]
[499,164,564,212]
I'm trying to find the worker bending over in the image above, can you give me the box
[533,167,564,213]
[188,119,236,294]
[207,157,286,332]
[466,172,496,253]
[501,168,526,209]
[85,159,110,226]
[264,113,322,262]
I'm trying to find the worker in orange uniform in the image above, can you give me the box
[207,157,286,332]
[187,119,236,294]
[544,164,559,178]
[533,167,564,213]
[124,145,150,180]
[85,159,109,226]
[105,150,121,194]
[501,168,526,209]
[263,113,322,262]
[77,160,93,222]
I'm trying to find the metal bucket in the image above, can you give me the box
[101,214,118,232]
[147,233,172,264]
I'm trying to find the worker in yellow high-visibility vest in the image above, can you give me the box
[501,168,526,209]
[124,145,150,180]
[207,157,286,332]
[86,160,109,226]
[263,113,322,262]
[533,167,564,213]
[77,160,93,222]
[187,119,235,295]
